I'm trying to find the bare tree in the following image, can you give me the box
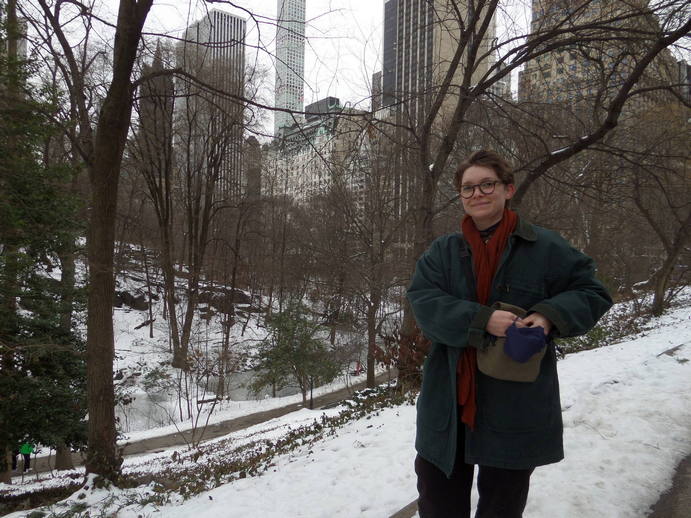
[377,0,691,384]
[320,116,411,387]
[23,0,155,481]
[621,102,690,314]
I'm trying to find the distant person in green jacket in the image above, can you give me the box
[12,442,35,472]
[408,150,612,518]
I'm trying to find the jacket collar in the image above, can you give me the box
[513,216,537,242]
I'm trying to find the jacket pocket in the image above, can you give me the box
[496,277,546,309]
[417,349,453,431]
[476,360,557,433]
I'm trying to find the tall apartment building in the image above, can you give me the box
[379,0,496,124]
[518,0,599,104]
[373,1,497,239]
[1,12,27,61]
[676,60,691,105]
[517,0,678,111]
[266,97,367,205]
[177,10,246,199]
[274,0,306,136]
[381,0,434,124]
[137,45,174,182]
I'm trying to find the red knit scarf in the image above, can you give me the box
[457,208,518,428]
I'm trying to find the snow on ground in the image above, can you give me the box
[4,301,690,518]
[21,259,380,462]
[111,279,270,433]
[125,301,691,518]
[112,295,377,446]
[131,405,419,518]
[525,305,691,517]
[118,369,374,443]
[111,268,374,438]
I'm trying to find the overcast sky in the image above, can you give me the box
[27,0,530,135]
[144,0,385,111]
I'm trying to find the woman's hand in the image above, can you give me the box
[516,312,553,335]
[486,310,519,337]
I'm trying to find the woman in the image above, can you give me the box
[407,150,612,517]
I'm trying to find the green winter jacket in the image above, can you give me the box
[19,443,34,455]
[407,218,612,476]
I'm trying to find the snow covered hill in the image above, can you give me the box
[3,298,690,518]
[110,255,376,438]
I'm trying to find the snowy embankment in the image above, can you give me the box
[3,301,691,518]
[112,265,372,438]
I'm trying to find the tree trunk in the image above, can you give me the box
[652,258,672,316]
[0,0,21,484]
[218,242,240,398]
[633,185,691,318]
[161,252,184,367]
[1,245,19,337]
[277,211,288,312]
[0,448,11,484]
[217,303,233,399]
[651,218,690,316]
[84,0,154,482]
[398,174,437,390]
[140,242,155,338]
[177,274,200,368]
[85,160,121,480]
[366,291,381,388]
[55,441,74,471]
[327,272,345,346]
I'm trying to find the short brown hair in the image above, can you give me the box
[455,150,514,193]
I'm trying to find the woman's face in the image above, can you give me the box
[460,165,515,230]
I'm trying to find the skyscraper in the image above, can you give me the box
[380,0,496,125]
[137,45,174,189]
[375,0,497,233]
[178,9,246,199]
[517,0,677,109]
[274,0,306,136]
[381,0,434,123]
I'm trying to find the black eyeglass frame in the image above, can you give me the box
[459,180,503,199]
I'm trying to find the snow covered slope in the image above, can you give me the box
[4,300,690,518]
[130,302,691,517]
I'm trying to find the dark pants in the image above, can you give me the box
[11,451,30,471]
[416,412,533,518]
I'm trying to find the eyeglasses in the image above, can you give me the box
[459,180,502,199]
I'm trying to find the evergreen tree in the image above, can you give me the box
[251,302,340,407]
[0,2,86,479]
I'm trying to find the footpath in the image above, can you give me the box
[388,452,691,518]
[646,452,691,518]
[29,370,396,474]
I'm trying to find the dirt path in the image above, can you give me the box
[29,370,397,475]
[647,452,691,518]
[389,452,691,518]
[389,500,418,518]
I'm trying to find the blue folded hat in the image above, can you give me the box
[504,322,547,363]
